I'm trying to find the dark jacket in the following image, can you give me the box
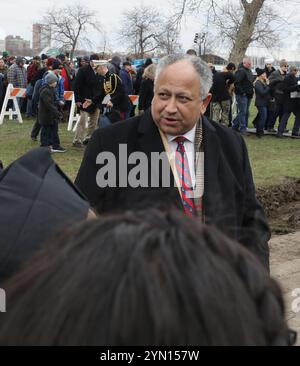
[269,69,286,104]
[282,73,300,114]
[234,65,254,98]
[264,66,276,78]
[134,66,145,94]
[211,71,235,102]
[138,78,154,111]
[120,68,134,96]
[254,80,271,107]
[38,84,60,126]
[92,72,132,113]
[73,64,102,113]
[108,57,121,76]
[30,67,47,87]
[75,110,270,270]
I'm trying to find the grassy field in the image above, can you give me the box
[0,111,299,188]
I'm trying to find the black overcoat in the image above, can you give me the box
[75,110,270,270]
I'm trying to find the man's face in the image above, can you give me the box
[151,60,211,136]
[97,65,108,76]
[291,69,298,77]
[243,59,252,69]
[0,60,5,68]
[266,63,273,70]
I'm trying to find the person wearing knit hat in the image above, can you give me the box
[264,59,275,78]
[15,56,24,66]
[41,54,48,67]
[47,57,56,69]
[254,68,271,137]
[57,53,66,62]
[38,72,66,153]
[52,60,62,70]
[255,68,266,78]
[45,72,58,86]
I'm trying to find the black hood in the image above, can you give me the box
[0,148,90,282]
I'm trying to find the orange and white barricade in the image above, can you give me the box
[0,84,26,125]
[70,95,110,133]
[129,95,139,106]
[65,91,81,131]
[69,94,140,132]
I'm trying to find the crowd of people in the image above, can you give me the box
[208,57,300,138]
[0,51,298,346]
[0,53,156,152]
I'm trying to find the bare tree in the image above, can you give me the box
[43,4,100,59]
[97,31,113,59]
[171,0,291,65]
[118,5,163,58]
[157,18,182,54]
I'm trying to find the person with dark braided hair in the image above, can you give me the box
[0,209,295,346]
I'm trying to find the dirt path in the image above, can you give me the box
[270,232,300,346]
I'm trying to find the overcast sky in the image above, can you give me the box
[0,0,199,51]
[1,0,300,59]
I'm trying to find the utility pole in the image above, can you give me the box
[194,32,207,57]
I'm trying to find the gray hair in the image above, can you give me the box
[155,54,213,101]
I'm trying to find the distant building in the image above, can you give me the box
[32,24,51,53]
[0,40,5,53]
[201,53,227,66]
[5,35,32,56]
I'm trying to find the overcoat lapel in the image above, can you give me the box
[202,117,221,223]
[137,110,182,207]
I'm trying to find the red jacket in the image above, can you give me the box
[61,67,71,91]
[27,64,39,83]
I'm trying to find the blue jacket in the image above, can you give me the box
[120,68,133,96]
[42,71,65,103]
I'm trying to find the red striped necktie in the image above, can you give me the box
[175,136,196,217]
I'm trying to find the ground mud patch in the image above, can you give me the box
[257,178,300,234]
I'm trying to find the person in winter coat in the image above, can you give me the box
[232,57,254,134]
[108,55,121,76]
[134,58,153,95]
[30,61,65,141]
[7,56,27,112]
[120,62,134,96]
[73,54,103,147]
[210,63,236,126]
[38,73,66,153]
[267,60,289,132]
[264,59,276,78]
[254,68,271,137]
[0,58,8,111]
[120,61,134,119]
[6,56,27,88]
[138,64,156,114]
[277,66,300,137]
[83,63,132,122]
